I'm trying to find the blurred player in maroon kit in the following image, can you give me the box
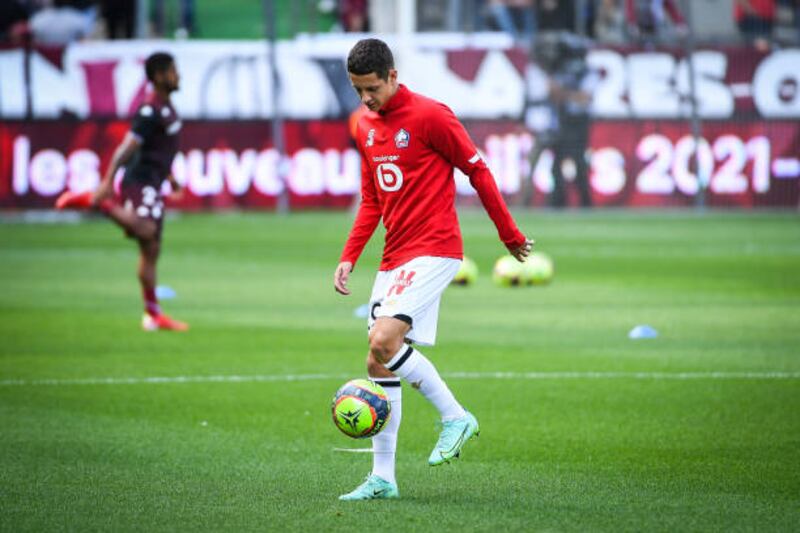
[334,39,533,501]
[56,52,188,332]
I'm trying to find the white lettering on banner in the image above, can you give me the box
[224,149,258,195]
[634,133,774,195]
[672,136,714,195]
[532,149,555,193]
[289,148,325,194]
[3,40,796,120]
[590,148,626,196]
[67,150,101,193]
[30,149,68,196]
[588,49,628,118]
[591,50,734,118]
[376,163,403,192]
[7,132,783,201]
[712,135,749,194]
[675,51,733,118]
[485,134,533,194]
[324,149,360,195]
[637,134,675,194]
[747,137,771,193]
[13,136,30,195]
[753,50,800,117]
[0,50,27,118]
[187,149,225,195]
[629,53,680,118]
[254,149,284,195]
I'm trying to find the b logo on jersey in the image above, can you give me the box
[394,128,409,149]
[376,163,403,192]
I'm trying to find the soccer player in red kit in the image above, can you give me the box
[56,52,188,332]
[334,39,533,500]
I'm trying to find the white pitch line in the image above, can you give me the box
[1,371,799,387]
[332,448,374,453]
[445,371,800,380]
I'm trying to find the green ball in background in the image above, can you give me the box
[452,256,479,286]
[522,252,554,285]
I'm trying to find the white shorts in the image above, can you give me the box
[367,256,461,346]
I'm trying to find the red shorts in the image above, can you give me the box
[120,182,165,240]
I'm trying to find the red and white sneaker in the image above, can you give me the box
[142,313,189,332]
[55,191,94,210]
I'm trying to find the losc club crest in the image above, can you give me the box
[394,128,410,149]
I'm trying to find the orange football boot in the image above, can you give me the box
[142,313,189,332]
[55,191,94,210]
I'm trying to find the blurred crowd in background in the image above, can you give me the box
[1,0,798,49]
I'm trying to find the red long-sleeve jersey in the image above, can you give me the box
[340,84,526,271]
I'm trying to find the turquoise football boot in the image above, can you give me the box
[428,411,480,466]
[338,474,399,501]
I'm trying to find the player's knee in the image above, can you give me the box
[134,219,158,241]
[368,329,400,364]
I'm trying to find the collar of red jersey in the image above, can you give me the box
[379,84,411,115]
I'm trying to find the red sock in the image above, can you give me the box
[143,287,161,317]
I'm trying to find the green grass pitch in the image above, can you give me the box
[1,210,798,531]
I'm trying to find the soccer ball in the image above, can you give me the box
[451,256,479,286]
[492,255,524,287]
[521,252,554,285]
[331,379,391,439]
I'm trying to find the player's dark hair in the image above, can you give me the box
[347,39,394,80]
[145,52,174,82]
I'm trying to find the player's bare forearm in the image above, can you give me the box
[95,136,139,203]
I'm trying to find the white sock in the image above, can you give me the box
[384,345,466,422]
[370,377,401,485]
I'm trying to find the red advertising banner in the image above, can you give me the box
[1,119,798,209]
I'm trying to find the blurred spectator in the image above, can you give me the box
[536,0,575,32]
[735,0,775,50]
[525,32,596,208]
[152,0,194,38]
[101,0,134,39]
[340,0,368,32]
[625,0,687,42]
[29,0,98,45]
[594,0,625,43]
[791,0,800,44]
[488,0,535,44]
[0,0,33,44]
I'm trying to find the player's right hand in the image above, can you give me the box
[509,238,534,262]
[334,261,353,295]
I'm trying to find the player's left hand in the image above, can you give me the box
[509,238,534,262]
[334,261,354,295]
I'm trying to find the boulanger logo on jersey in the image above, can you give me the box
[376,162,403,192]
[394,129,409,149]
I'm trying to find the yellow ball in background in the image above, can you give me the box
[521,252,554,285]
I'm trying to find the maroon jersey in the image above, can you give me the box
[124,92,181,187]
[340,84,526,271]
